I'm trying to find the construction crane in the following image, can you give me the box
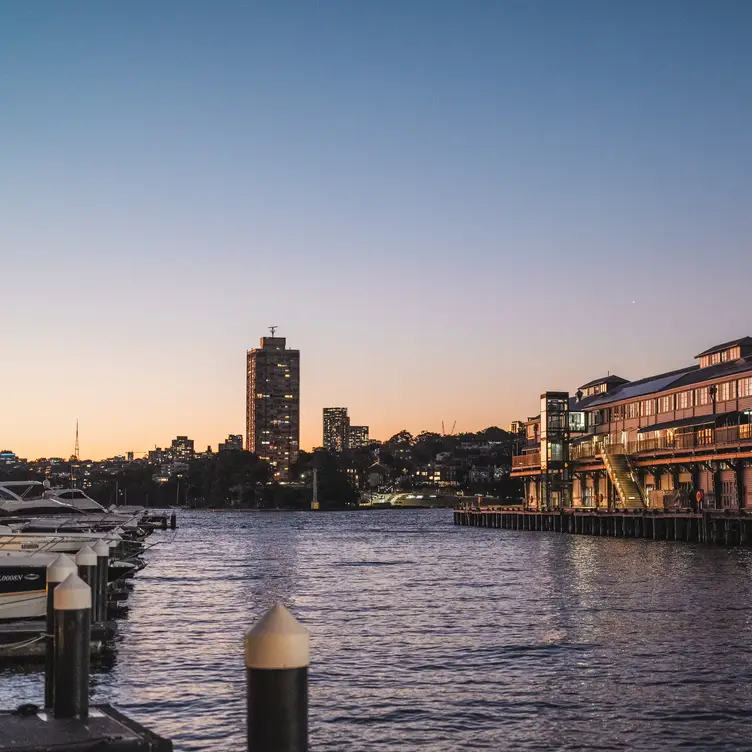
[441,421,457,436]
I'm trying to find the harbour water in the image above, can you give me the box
[2,509,752,750]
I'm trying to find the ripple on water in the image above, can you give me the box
[3,510,752,750]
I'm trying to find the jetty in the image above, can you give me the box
[454,505,752,546]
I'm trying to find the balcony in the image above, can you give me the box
[512,452,541,469]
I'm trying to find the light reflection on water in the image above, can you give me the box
[3,510,752,750]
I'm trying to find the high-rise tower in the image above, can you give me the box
[323,408,349,451]
[246,331,300,481]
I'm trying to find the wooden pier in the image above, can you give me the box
[454,507,752,546]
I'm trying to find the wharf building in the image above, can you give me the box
[512,337,752,511]
[246,335,300,481]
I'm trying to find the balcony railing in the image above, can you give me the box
[512,452,541,469]
[516,425,751,468]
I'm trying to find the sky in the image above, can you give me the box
[2,1,751,460]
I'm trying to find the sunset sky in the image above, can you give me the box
[3,1,751,460]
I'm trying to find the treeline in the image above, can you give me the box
[0,425,522,509]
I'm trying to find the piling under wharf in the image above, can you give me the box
[454,507,752,546]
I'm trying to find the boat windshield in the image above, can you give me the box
[59,490,88,500]
[0,483,46,500]
[0,488,19,501]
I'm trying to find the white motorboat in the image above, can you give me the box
[0,549,139,621]
[0,524,122,555]
[0,481,82,516]
[0,551,52,619]
[45,487,107,513]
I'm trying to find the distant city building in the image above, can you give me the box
[148,447,167,464]
[323,408,350,451]
[126,451,134,462]
[0,450,18,466]
[348,425,369,449]
[219,434,243,453]
[508,421,524,434]
[246,333,300,481]
[170,436,195,460]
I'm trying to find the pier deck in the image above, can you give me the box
[0,704,172,751]
[454,507,752,545]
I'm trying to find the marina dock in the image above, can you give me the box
[0,705,172,752]
[454,506,752,546]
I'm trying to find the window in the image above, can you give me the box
[695,387,709,406]
[626,402,639,419]
[677,391,691,409]
[738,377,752,398]
[718,381,737,401]
[711,353,721,365]
[642,399,656,416]
[659,395,674,413]
[696,428,713,446]
[611,405,625,420]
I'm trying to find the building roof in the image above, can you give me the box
[669,356,752,389]
[578,374,630,390]
[585,366,697,408]
[695,337,752,358]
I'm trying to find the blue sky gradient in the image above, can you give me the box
[2,1,751,457]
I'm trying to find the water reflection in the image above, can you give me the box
[2,511,752,751]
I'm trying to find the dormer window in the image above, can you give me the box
[696,337,752,368]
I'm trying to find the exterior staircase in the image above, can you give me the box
[600,447,646,508]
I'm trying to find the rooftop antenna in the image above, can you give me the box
[269,326,278,337]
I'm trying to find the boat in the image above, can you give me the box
[44,487,107,513]
[0,524,122,555]
[0,482,82,516]
[0,546,139,621]
[360,491,460,508]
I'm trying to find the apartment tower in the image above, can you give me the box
[246,333,300,481]
[323,407,349,452]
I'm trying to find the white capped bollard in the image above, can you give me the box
[45,554,77,709]
[53,573,92,720]
[75,545,97,619]
[245,604,309,752]
[93,540,110,623]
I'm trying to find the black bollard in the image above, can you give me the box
[245,604,309,752]
[170,510,177,530]
[93,540,110,623]
[75,545,98,622]
[45,554,77,709]
[53,573,91,720]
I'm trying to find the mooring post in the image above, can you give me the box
[93,540,110,623]
[171,510,177,530]
[75,545,98,621]
[45,554,77,709]
[53,573,91,720]
[245,603,309,752]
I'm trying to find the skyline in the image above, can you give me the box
[3,1,751,460]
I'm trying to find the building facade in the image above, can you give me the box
[246,335,300,481]
[348,425,369,449]
[323,408,349,451]
[219,434,243,453]
[170,436,195,461]
[512,337,752,511]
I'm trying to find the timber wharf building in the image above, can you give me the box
[512,337,752,511]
